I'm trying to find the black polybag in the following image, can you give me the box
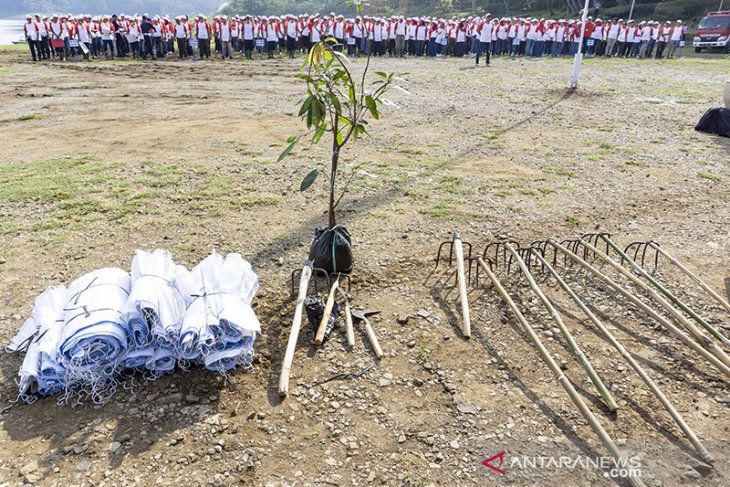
[695,108,730,138]
[304,296,340,343]
[308,226,353,274]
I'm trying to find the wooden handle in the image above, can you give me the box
[337,288,355,348]
[364,318,383,359]
[453,234,471,338]
[312,277,339,346]
[279,263,312,397]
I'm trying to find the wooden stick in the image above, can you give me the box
[337,287,355,348]
[649,242,730,317]
[582,240,730,369]
[601,236,730,349]
[363,316,384,359]
[312,276,340,346]
[453,233,472,338]
[505,243,617,412]
[279,262,313,398]
[476,257,645,487]
[531,249,714,463]
[550,240,730,378]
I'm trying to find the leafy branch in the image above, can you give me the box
[278,0,407,228]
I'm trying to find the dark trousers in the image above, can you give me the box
[177,38,187,57]
[40,36,50,59]
[102,39,114,58]
[143,35,153,58]
[199,38,210,58]
[475,41,491,64]
[27,39,40,60]
[655,41,667,58]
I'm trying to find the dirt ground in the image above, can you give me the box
[0,45,729,487]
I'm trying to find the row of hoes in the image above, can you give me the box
[6,249,261,404]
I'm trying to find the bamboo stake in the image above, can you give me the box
[453,233,472,338]
[505,243,617,412]
[337,287,355,348]
[549,240,730,378]
[531,249,714,463]
[581,241,730,370]
[313,276,340,346]
[279,261,313,397]
[648,242,730,317]
[477,257,645,487]
[601,236,730,349]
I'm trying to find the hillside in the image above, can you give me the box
[0,0,223,17]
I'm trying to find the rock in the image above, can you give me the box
[0,257,6,264]
[119,433,131,443]
[76,460,91,473]
[185,394,200,404]
[378,379,391,387]
[453,394,478,415]
[20,460,38,476]
[713,393,730,404]
[687,459,713,477]
[416,309,430,319]
[537,436,548,444]
[398,435,406,443]
[398,315,411,325]
[450,440,460,449]
[109,442,122,454]
[383,373,393,380]
[325,458,337,467]
[159,392,184,405]
[25,473,41,484]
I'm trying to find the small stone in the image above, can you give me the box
[383,373,393,380]
[398,315,411,325]
[713,393,730,404]
[119,433,131,443]
[76,460,91,473]
[0,257,6,264]
[537,436,548,444]
[450,440,460,449]
[325,458,337,467]
[687,459,713,477]
[407,340,416,348]
[25,474,41,484]
[109,442,122,454]
[159,392,183,405]
[378,379,391,387]
[20,460,38,476]
[185,394,200,404]
[398,435,406,443]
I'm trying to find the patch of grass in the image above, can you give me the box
[398,147,426,156]
[415,339,430,360]
[542,166,575,178]
[17,113,41,121]
[697,171,721,182]
[235,144,263,157]
[419,201,452,218]
[565,215,582,226]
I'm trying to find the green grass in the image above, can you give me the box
[415,339,430,360]
[565,215,582,227]
[17,113,41,121]
[697,171,721,182]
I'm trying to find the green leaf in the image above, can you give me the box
[348,85,356,104]
[336,129,344,145]
[312,125,326,144]
[365,95,379,120]
[374,71,388,78]
[287,135,298,143]
[300,169,319,191]
[328,92,342,115]
[278,137,300,162]
[298,96,312,117]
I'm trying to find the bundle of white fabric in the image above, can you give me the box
[7,250,262,404]
[178,253,260,372]
[120,250,191,373]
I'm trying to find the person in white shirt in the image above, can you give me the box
[605,18,619,56]
[655,20,671,59]
[35,15,50,60]
[174,17,188,59]
[220,17,232,59]
[285,15,298,58]
[667,19,684,59]
[475,14,492,65]
[23,16,41,61]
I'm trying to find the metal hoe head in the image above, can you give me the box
[434,233,474,283]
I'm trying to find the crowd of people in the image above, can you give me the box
[20,12,689,64]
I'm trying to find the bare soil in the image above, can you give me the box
[0,47,729,487]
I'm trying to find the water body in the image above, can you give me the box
[0,19,25,46]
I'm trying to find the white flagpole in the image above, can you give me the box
[628,0,636,21]
[569,0,592,89]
